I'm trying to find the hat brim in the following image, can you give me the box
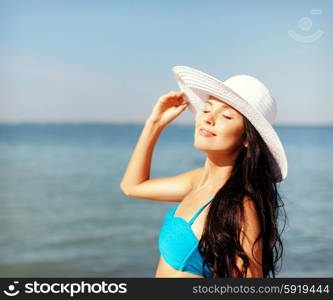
[172,65,288,182]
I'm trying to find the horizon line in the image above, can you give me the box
[0,121,332,128]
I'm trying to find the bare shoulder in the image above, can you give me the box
[188,167,204,187]
[123,167,204,202]
[168,166,203,188]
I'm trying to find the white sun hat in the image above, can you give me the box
[172,65,288,182]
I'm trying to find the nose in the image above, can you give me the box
[203,112,215,125]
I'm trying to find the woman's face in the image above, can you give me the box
[194,96,247,154]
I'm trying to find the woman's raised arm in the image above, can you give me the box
[119,91,193,202]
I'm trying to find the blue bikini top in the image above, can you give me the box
[158,196,214,277]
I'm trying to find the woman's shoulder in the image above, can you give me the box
[188,167,204,188]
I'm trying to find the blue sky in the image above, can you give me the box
[0,0,332,125]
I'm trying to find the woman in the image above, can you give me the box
[120,66,288,278]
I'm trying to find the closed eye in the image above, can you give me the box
[202,110,232,120]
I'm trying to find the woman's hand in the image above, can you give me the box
[148,91,189,128]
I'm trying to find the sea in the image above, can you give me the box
[0,123,332,277]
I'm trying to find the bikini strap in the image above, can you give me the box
[188,196,214,225]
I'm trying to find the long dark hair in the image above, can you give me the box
[198,117,287,278]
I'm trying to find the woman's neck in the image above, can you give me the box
[195,151,238,191]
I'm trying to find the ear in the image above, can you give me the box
[243,140,248,148]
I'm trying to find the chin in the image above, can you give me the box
[194,138,212,152]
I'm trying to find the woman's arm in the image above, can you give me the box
[120,91,192,201]
[234,196,264,277]
[119,117,164,195]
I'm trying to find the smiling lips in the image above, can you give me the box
[199,128,216,137]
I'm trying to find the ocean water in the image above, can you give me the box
[0,124,332,277]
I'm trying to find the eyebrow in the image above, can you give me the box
[206,100,233,111]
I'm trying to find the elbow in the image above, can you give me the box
[119,182,131,196]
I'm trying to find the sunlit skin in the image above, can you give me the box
[193,96,248,190]
[155,96,262,278]
[120,89,263,277]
